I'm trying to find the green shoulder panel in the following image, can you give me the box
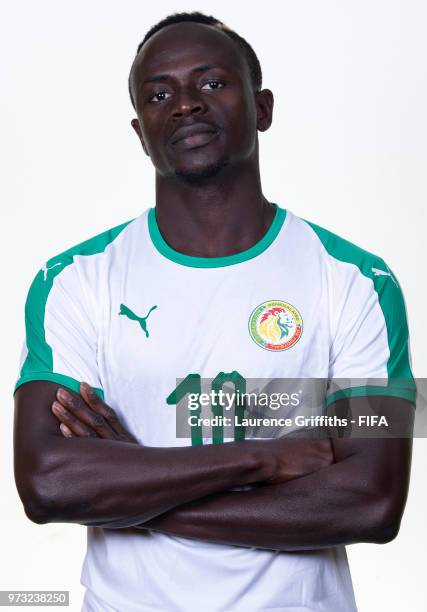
[15,218,134,395]
[303,219,415,395]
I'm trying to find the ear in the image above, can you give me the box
[131,118,149,156]
[255,89,274,132]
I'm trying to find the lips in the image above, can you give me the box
[170,122,219,146]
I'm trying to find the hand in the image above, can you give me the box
[263,437,335,485]
[51,382,138,444]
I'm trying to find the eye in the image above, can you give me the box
[200,80,224,90]
[150,91,172,103]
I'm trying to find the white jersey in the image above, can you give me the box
[15,204,415,612]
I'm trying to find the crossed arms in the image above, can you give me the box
[14,380,413,551]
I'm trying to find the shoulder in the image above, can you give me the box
[36,217,137,285]
[44,217,136,272]
[292,212,396,285]
[24,217,137,305]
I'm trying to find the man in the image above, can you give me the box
[14,11,415,612]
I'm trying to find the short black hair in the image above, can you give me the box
[128,11,262,108]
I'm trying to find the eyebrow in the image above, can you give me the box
[142,64,223,85]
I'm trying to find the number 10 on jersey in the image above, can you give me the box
[166,371,247,446]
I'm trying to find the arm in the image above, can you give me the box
[141,411,413,550]
[49,391,414,550]
[14,381,333,529]
[14,381,272,528]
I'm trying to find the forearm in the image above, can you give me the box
[19,436,272,528]
[139,452,404,550]
[16,382,337,531]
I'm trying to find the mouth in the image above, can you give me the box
[169,123,221,150]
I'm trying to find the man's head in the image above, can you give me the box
[129,12,273,183]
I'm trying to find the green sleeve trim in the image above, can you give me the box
[326,385,416,407]
[304,219,414,382]
[148,204,286,268]
[14,372,104,399]
[18,218,134,389]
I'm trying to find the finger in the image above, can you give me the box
[60,423,74,438]
[80,383,132,439]
[52,401,97,438]
[56,387,117,439]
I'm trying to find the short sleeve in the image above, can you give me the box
[325,260,416,407]
[14,256,104,398]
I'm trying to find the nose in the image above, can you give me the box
[171,90,207,119]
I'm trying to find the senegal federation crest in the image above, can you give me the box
[249,300,303,351]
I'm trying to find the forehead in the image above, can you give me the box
[132,22,249,83]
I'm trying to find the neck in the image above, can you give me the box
[153,156,275,258]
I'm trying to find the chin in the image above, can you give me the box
[174,158,229,185]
